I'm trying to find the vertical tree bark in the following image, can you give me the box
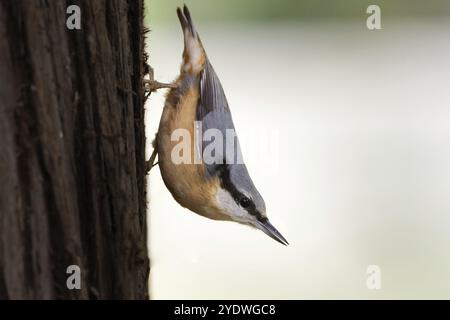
[0,0,149,299]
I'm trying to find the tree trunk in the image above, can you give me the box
[0,0,149,299]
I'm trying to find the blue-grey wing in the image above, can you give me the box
[196,58,243,177]
[197,58,230,118]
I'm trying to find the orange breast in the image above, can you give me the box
[157,84,229,221]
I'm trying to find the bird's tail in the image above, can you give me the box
[177,5,205,74]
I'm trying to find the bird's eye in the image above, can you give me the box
[240,197,251,208]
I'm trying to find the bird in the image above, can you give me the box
[148,5,288,246]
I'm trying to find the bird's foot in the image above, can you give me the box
[143,65,177,93]
[143,79,177,93]
[146,147,159,174]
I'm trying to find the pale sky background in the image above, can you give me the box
[144,1,450,299]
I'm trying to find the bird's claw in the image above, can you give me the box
[146,147,159,174]
[143,79,177,93]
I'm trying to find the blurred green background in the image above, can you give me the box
[145,0,450,25]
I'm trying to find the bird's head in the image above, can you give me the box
[213,163,289,246]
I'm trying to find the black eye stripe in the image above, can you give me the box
[216,163,263,220]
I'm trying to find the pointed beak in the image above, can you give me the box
[255,219,289,246]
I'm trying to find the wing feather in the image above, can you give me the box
[196,59,243,177]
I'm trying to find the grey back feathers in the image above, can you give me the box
[198,59,229,116]
[197,58,266,216]
[197,58,240,174]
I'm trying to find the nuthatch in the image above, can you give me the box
[148,5,288,245]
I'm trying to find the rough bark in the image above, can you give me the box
[0,0,149,299]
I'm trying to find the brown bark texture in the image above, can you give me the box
[0,0,149,299]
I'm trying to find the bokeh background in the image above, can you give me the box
[144,0,450,299]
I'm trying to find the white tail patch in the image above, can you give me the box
[177,5,205,74]
[183,30,204,74]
